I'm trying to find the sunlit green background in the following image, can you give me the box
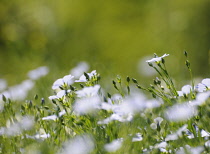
[0,0,209,96]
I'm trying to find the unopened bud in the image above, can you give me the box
[132,78,138,84]
[148,62,153,67]
[41,98,45,106]
[126,76,130,83]
[185,60,190,68]
[84,72,89,80]
[184,51,188,57]
[161,58,165,64]
[136,84,142,89]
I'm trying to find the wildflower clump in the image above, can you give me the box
[0,53,210,153]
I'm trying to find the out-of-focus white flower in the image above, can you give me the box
[76,85,100,98]
[177,85,192,97]
[0,101,4,112]
[0,116,34,136]
[146,54,169,63]
[165,125,188,141]
[73,96,101,115]
[176,145,204,154]
[0,79,7,92]
[34,133,50,140]
[20,116,35,130]
[99,93,161,124]
[191,91,210,106]
[205,140,210,147]
[196,78,210,92]
[52,75,74,90]
[70,62,89,78]
[104,138,123,152]
[75,70,97,82]
[155,141,167,149]
[114,94,158,115]
[27,66,49,80]
[42,115,57,121]
[42,110,66,121]
[132,133,143,142]
[164,103,197,122]
[60,135,94,154]
[111,94,123,104]
[201,129,210,137]
[98,113,133,124]
[27,128,50,140]
[138,56,157,76]
[0,80,34,101]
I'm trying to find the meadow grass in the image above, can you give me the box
[0,53,210,154]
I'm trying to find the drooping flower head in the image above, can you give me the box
[146,54,169,63]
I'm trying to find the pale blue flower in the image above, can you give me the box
[75,70,97,82]
[52,75,74,90]
[177,85,192,96]
[196,78,210,92]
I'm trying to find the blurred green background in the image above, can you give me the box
[0,0,209,95]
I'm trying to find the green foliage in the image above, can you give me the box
[0,54,209,153]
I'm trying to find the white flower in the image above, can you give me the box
[73,96,101,115]
[49,90,70,100]
[176,145,204,154]
[138,56,157,76]
[27,66,49,80]
[205,140,210,147]
[191,91,210,106]
[146,54,169,63]
[70,62,89,78]
[132,133,143,142]
[99,93,161,124]
[97,113,133,124]
[150,117,163,129]
[164,103,197,122]
[34,133,50,140]
[0,80,34,101]
[165,125,188,141]
[42,110,66,121]
[59,135,94,154]
[0,79,7,92]
[52,75,74,90]
[177,85,192,96]
[76,85,100,98]
[196,78,210,92]
[75,70,97,82]
[0,116,34,136]
[104,138,123,152]
[155,141,167,149]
